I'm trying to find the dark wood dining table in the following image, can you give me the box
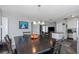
[14,36,56,54]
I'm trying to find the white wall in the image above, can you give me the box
[8,16,32,38]
[7,16,32,49]
[67,18,77,40]
[56,18,77,32]
[0,9,2,42]
[46,22,56,27]
[0,13,1,25]
[33,24,40,34]
[56,21,64,32]
[56,18,78,40]
[67,18,77,29]
[56,20,67,39]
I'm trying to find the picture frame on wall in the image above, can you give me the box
[19,21,28,29]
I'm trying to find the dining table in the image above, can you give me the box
[14,36,56,54]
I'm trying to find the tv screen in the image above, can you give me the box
[67,29,72,33]
[48,27,55,32]
[19,21,28,29]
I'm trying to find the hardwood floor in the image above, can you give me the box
[60,40,77,54]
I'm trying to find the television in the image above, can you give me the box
[48,27,55,32]
[19,21,28,29]
[67,29,73,33]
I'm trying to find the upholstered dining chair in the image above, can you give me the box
[4,35,12,53]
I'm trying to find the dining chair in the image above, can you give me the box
[53,41,62,54]
[38,39,57,54]
[4,35,12,53]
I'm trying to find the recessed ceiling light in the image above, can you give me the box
[41,22,45,25]
[71,15,75,17]
[38,21,41,24]
[33,21,36,24]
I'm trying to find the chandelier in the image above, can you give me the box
[33,21,45,25]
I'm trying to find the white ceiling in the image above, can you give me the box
[0,5,79,22]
